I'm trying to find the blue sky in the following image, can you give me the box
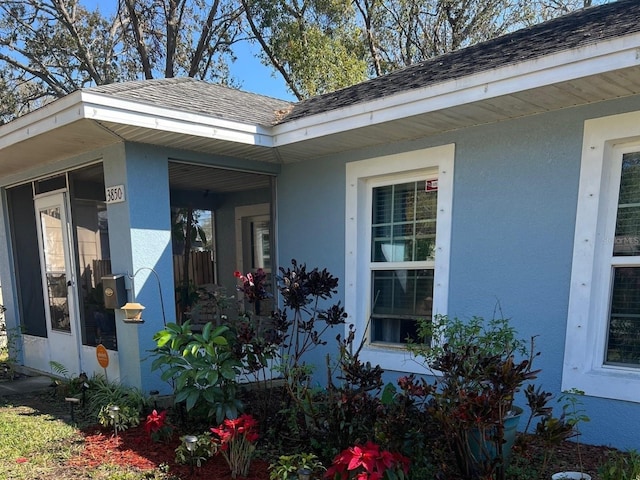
[84,0,295,101]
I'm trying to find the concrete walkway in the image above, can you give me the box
[0,375,53,396]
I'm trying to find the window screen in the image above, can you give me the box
[370,180,437,344]
[607,152,640,366]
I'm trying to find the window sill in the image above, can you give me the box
[562,364,640,403]
[358,344,429,374]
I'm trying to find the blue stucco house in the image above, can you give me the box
[2,0,640,449]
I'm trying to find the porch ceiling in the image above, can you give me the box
[168,161,272,193]
[2,66,640,180]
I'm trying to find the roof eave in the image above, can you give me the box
[79,92,275,147]
[272,33,640,147]
[0,89,276,155]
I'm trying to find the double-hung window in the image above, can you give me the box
[369,178,438,344]
[345,144,454,372]
[607,151,640,367]
[565,110,640,402]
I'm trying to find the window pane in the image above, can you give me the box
[371,269,434,344]
[371,180,437,262]
[606,267,640,366]
[372,185,392,224]
[614,152,640,256]
[70,165,117,350]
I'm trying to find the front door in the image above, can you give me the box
[34,192,82,375]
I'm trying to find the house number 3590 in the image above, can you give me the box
[105,185,126,204]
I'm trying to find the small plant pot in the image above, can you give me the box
[551,472,592,480]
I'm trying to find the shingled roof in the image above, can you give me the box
[85,78,293,127]
[83,0,637,129]
[281,0,640,124]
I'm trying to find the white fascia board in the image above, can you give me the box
[79,92,274,147]
[0,91,85,150]
[272,34,640,146]
[0,90,275,152]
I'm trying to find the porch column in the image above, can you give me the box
[103,144,175,393]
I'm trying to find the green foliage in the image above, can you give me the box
[98,404,141,432]
[269,452,325,480]
[598,449,640,480]
[374,377,437,476]
[49,360,70,378]
[409,315,539,480]
[410,314,528,365]
[242,0,367,98]
[150,320,244,423]
[85,375,148,425]
[559,388,590,430]
[175,433,213,467]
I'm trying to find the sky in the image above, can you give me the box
[83,0,295,101]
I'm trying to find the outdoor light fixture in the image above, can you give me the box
[64,397,80,423]
[108,405,120,437]
[120,302,145,323]
[297,468,312,480]
[184,435,198,474]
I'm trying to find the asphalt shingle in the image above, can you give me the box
[86,78,293,127]
[282,0,640,123]
[84,0,639,128]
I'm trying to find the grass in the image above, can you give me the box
[0,392,168,480]
[0,400,83,478]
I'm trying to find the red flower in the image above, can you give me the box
[210,426,232,444]
[325,442,410,480]
[347,443,378,472]
[144,409,167,435]
[210,414,260,478]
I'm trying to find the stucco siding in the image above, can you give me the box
[276,93,640,449]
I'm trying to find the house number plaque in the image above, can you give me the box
[105,185,126,204]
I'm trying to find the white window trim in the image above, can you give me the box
[345,144,454,373]
[565,110,640,402]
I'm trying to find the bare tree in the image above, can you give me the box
[0,0,244,122]
[0,0,611,120]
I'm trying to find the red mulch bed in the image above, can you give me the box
[67,426,270,479]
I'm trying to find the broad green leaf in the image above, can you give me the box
[212,336,228,346]
[202,322,212,342]
[186,389,200,411]
[175,388,190,403]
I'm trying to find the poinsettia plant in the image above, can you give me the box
[325,441,410,480]
[144,409,174,443]
[211,413,260,478]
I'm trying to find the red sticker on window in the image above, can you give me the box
[426,180,438,191]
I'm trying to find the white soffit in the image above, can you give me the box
[272,33,640,146]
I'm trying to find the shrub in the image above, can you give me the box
[408,315,539,480]
[87,375,148,423]
[98,404,141,432]
[175,433,213,467]
[150,321,244,423]
[269,452,325,480]
[598,449,640,480]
